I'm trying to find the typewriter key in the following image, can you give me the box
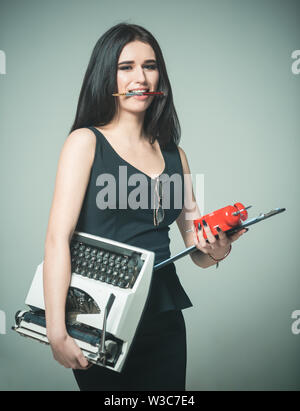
[117,280,126,288]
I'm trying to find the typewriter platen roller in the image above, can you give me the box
[12,231,155,373]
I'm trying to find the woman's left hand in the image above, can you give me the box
[193,219,248,260]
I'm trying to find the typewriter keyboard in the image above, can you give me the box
[70,234,143,289]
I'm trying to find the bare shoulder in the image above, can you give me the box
[61,127,97,166]
[177,145,186,159]
[177,145,191,174]
[56,128,96,166]
[45,128,97,243]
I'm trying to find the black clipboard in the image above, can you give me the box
[153,207,286,271]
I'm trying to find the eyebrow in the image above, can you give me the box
[118,59,157,66]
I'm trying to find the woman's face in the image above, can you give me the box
[116,40,159,114]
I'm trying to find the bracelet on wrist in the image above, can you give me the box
[208,244,232,269]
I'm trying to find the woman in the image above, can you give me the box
[43,23,247,391]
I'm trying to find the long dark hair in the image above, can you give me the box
[69,22,181,148]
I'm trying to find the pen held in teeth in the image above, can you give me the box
[112,91,164,96]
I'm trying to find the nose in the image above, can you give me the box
[134,65,147,82]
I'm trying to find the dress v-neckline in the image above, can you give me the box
[92,127,167,181]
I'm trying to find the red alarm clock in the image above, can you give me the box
[193,202,250,241]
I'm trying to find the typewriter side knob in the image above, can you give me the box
[15,310,23,326]
[104,340,118,360]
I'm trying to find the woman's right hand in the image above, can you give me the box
[48,333,93,370]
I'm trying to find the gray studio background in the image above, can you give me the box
[1,0,299,391]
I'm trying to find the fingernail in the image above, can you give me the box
[198,222,202,230]
[202,219,207,227]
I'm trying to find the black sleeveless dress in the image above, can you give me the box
[72,127,193,391]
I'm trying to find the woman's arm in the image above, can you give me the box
[43,127,96,368]
[176,146,246,269]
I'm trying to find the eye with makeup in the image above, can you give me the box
[119,64,157,71]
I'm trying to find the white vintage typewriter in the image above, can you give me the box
[12,231,155,373]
